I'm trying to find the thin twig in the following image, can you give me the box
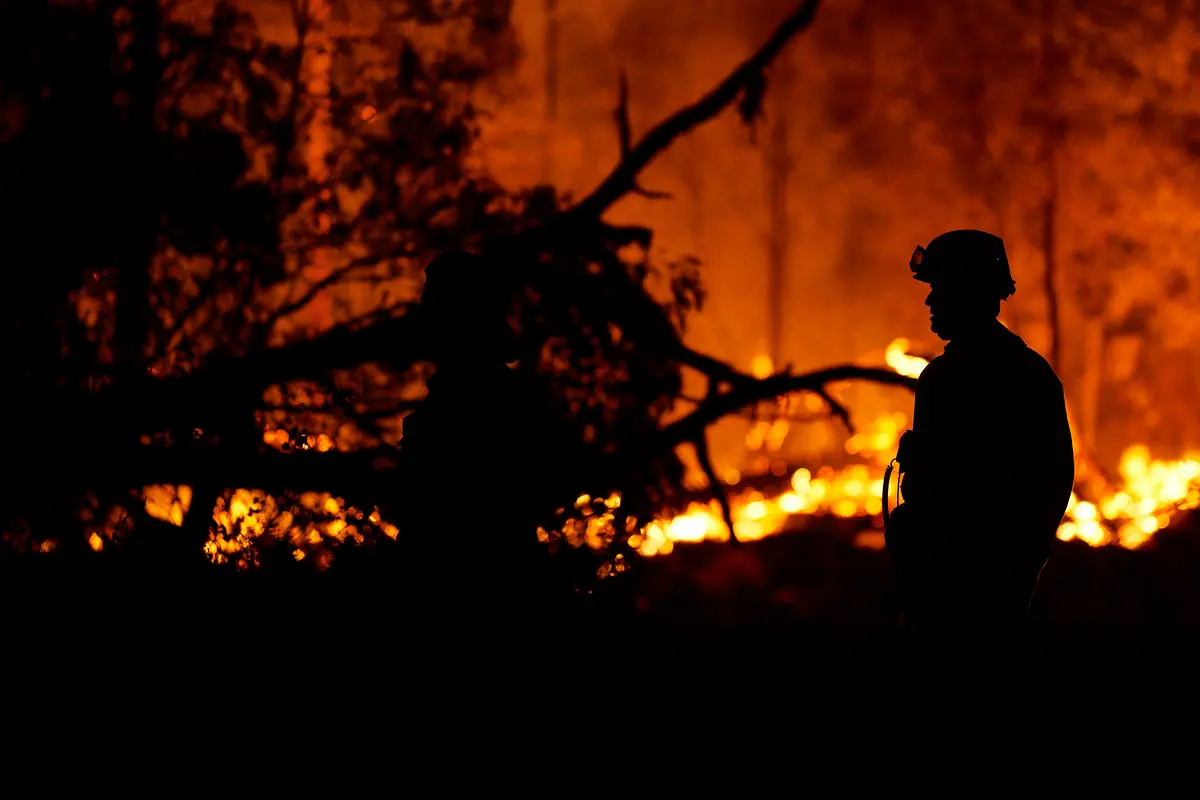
[612,69,672,200]
[658,365,915,452]
[567,0,821,222]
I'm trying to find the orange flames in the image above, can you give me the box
[1059,447,1200,549]
[585,340,1200,559]
[95,338,1197,569]
[132,484,398,570]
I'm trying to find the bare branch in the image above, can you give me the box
[675,343,748,387]
[631,185,673,201]
[574,363,916,495]
[672,343,888,435]
[658,364,915,452]
[261,259,382,331]
[611,69,673,201]
[271,0,313,201]
[313,374,400,449]
[694,426,739,546]
[614,69,632,155]
[811,386,852,430]
[673,392,853,426]
[117,306,419,443]
[567,0,821,222]
[152,258,236,364]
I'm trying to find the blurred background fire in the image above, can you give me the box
[6,0,1200,642]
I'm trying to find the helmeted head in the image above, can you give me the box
[910,229,1016,341]
[417,250,515,363]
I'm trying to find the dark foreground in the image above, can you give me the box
[7,517,1200,674]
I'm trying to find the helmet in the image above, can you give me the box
[909,229,1016,300]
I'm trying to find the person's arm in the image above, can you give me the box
[901,362,972,513]
[1009,368,1076,555]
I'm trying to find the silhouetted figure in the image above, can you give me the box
[395,251,566,637]
[885,230,1075,645]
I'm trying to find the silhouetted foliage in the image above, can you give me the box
[0,0,909,583]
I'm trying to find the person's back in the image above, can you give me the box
[395,251,566,635]
[888,231,1075,642]
[399,359,552,572]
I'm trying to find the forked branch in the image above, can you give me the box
[568,0,821,222]
[613,69,672,201]
[659,364,916,451]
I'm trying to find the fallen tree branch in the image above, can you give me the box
[127,443,400,499]
[674,343,858,428]
[811,385,852,429]
[658,364,916,452]
[108,2,825,437]
[612,69,673,201]
[75,0,830,508]
[565,364,917,499]
[260,258,385,332]
[122,307,419,434]
[565,0,821,222]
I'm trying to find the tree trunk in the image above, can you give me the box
[1080,318,1104,458]
[298,0,335,331]
[765,117,789,369]
[1041,163,1062,373]
[541,0,558,186]
[757,50,793,456]
[115,0,160,372]
[1039,0,1062,374]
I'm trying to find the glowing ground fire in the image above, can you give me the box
[543,338,1200,560]
[102,338,1200,569]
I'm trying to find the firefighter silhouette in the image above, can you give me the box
[396,250,558,626]
[884,230,1075,642]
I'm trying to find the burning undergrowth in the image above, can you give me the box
[9,339,1194,585]
[7,0,1200,601]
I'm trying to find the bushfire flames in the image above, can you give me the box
[543,338,1200,563]
[85,338,1200,570]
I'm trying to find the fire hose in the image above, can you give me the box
[882,458,900,530]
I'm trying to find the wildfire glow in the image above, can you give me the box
[85,338,1200,569]
[549,339,1200,561]
[140,484,398,571]
[885,338,928,379]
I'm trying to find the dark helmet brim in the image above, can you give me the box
[909,245,937,283]
[909,233,1016,298]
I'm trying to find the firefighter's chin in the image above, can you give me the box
[929,314,952,341]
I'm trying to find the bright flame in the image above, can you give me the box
[745,353,798,454]
[45,338,1200,569]
[750,354,775,379]
[554,339,1200,562]
[885,338,928,379]
[1056,445,1200,548]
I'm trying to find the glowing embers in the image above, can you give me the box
[1058,445,1200,548]
[31,338,1200,565]
[200,488,397,571]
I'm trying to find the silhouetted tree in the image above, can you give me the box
[0,0,912,575]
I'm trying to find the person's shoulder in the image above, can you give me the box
[1010,338,1064,391]
[916,351,953,388]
